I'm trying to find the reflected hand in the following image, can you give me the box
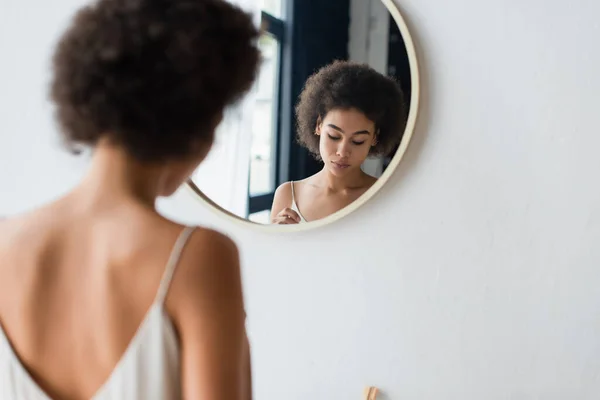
[272,208,301,224]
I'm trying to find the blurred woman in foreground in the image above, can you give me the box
[0,0,260,398]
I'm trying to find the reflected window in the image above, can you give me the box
[248,209,271,224]
[246,9,286,218]
[258,0,284,19]
[249,34,279,196]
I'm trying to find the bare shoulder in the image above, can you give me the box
[0,211,37,236]
[271,181,294,218]
[172,227,240,285]
[165,227,248,398]
[0,209,62,315]
[0,209,55,255]
[166,227,244,326]
[0,217,14,269]
[273,181,293,201]
[183,227,239,268]
[273,175,315,201]
[167,227,250,399]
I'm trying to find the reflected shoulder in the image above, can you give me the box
[270,181,295,219]
[273,181,293,201]
[275,181,292,192]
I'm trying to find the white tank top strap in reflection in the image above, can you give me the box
[0,226,197,400]
[290,181,307,223]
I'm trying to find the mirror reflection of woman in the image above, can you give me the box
[271,61,406,224]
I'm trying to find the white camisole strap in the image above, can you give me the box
[289,181,307,223]
[154,226,196,305]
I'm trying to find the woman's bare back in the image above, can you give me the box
[0,197,250,399]
[0,0,260,396]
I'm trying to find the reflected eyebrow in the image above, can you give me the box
[326,124,371,135]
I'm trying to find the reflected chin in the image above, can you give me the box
[328,161,352,175]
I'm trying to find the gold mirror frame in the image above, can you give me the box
[186,0,420,232]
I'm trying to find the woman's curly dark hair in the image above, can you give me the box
[295,60,406,160]
[51,0,261,162]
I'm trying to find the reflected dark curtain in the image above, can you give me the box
[382,13,412,171]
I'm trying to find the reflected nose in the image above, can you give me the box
[336,141,351,157]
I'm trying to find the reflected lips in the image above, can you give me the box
[332,161,350,169]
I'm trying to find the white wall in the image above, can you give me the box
[0,0,90,214]
[2,0,600,399]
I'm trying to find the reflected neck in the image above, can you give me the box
[317,165,366,192]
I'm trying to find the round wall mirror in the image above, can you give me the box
[187,0,419,231]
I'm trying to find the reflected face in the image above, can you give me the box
[317,108,377,176]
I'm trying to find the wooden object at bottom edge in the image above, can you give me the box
[363,386,379,400]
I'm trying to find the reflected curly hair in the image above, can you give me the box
[51,0,260,162]
[295,60,406,160]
